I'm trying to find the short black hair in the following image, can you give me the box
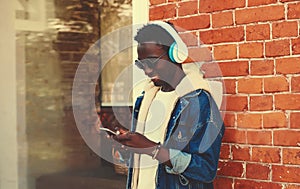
[134,22,176,51]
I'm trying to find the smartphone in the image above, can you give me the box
[99,127,120,136]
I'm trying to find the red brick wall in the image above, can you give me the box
[149,0,300,188]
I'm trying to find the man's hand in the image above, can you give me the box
[99,122,128,136]
[112,131,173,167]
[113,132,157,155]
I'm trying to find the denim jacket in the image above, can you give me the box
[126,89,225,189]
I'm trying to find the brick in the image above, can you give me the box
[223,128,247,144]
[223,113,235,127]
[266,39,290,57]
[238,78,263,94]
[250,95,272,111]
[171,15,210,31]
[178,1,198,16]
[275,94,300,110]
[59,52,71,61]
[57,32,94,41]
[224,95,248,111]
[291,112,300,129]
[54,41,89,52]
[250,60,274,76]
[218,161,244,177]
[246,24,270,41]
[72,53,86,62]
[248,0,277,7]
[202,63,222,78]
[232,145,250,161]
[186,47,212,63]
[263,112,287,128]
[280,0,298,2]
[237,113,262,129]
[283,148,300,165]
[199,0,245,13]
[200,27,244,44]
[273,165,300,182]
[223,79,236,94]
[252,147,281,163]
[285,184,300,189]
[213,177,233,189]
[149,0,165,5]
[247,130,272,145]
[179,32,198,47]
[70,11,98,23]
[272,21,298,39]
[292,38,300,55]
[276,57,300,74]
[219,61,249,77]
[219,144,231,160]
[274,130,300,146]
[235,179,282,189]
[288,2,300,19]
[214,44,237,60]
[149,4,176,20]
[246,163,270,180]
[264,76,289,93]
[239,42,264,58]
[292,76,300,93]
[212,11,234,28]
[235,5,285,25]
[61,63,79,72]
[202,61,249,78]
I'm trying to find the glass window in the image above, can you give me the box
[99,1,133,106]
[14,0,130,188]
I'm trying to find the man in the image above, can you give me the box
[106,21,225,189]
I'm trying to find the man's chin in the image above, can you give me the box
[151,78,163,86]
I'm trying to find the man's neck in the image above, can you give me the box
[161,69,186,92]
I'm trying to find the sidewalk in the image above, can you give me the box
[36,166,127,189]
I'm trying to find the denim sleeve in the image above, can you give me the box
[166,91,225,183]
[165,149,191,174]
[183,121,224,183]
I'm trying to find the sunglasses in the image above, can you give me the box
[135,52,167,70]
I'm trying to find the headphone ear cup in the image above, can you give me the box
[168,42,177,63]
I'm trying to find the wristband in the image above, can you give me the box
[151,142,161,159]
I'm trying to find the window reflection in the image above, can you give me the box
[99,1,132,106]
[14,0,125,188]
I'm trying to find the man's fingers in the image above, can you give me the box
[113,131,131,141]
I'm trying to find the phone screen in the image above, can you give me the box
[99,127,120,135]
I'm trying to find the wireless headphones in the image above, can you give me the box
[149,21,188,64]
